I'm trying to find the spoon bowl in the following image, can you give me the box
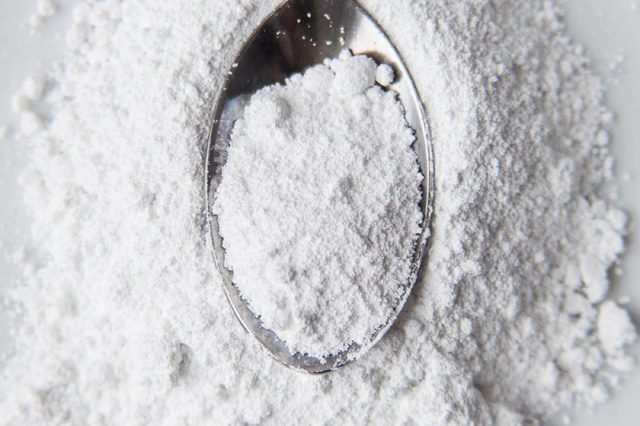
[205,0,434,373]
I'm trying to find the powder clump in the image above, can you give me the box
[598,301,637,355]
[213,52,423,359]
[22,75,48,102]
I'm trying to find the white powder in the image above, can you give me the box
[213,51,422,359]
[29,15,44,29]
[598,301,637,355]
[37,0,57,17]
[0,126,8,142]
[30,0,58,28]
[22,75,48,102]
[72,3,91,24]
[0,0,637,425]
[20,111,43,136]
[375,63,395,87]
[11,93,30,112]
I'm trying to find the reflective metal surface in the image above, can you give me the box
[205,0,434,373]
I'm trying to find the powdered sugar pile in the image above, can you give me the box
[0,0,636,424]
[213,51,422,359]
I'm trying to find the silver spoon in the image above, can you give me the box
[205,0,434,373]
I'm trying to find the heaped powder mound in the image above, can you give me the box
[0,0,636,425]
[213,51,423,360]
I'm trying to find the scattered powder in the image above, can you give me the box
[0,0,637,425]
[619,295,632,305]
[0,126,8,142]
[213,51,422,359]
[38,0,57,17]
[10,93,30,113]
[22,75,48,102]
[30,0,58,28]
[29,15,44,29]
[19,111,43,137]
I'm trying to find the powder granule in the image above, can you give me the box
[598,301,637,355]
[37,0,57,17]
[30,0,58,28]
[0,126,8,142]
[11,93,30,112]
[375,63,395,87]
[213,52,422,359]
[22,75,48,102]
[20,111,43,136]
[0,0,636,425]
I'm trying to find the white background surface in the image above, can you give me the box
[0,1,638,424]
